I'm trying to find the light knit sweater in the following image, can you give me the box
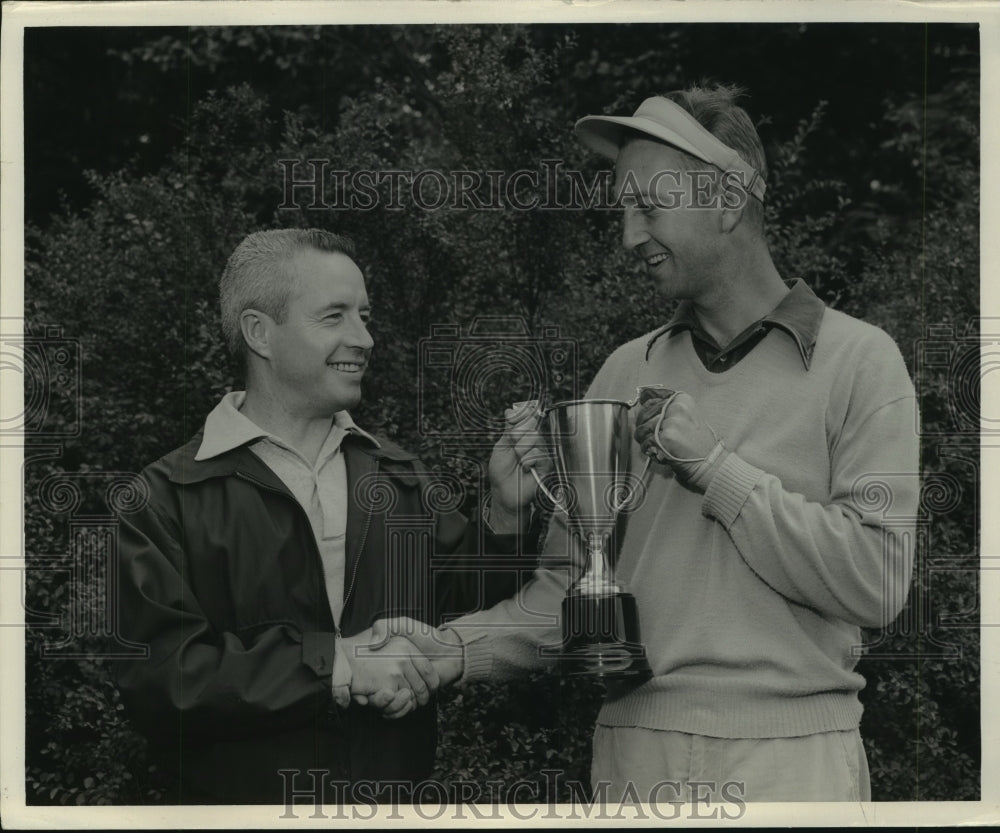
[448,304,920,739]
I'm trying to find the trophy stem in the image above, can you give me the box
[587,531,607,585]
[578,530,615,594]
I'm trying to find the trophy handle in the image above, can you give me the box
[530,466,570,514]
[626,383,671,407]
[610,456,652,512]
[605,386,665,513]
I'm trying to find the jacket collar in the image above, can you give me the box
[195,391,380,461]
[166,419,415,487]
[645,278,825,369]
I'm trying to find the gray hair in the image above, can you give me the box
[219,228,356,360]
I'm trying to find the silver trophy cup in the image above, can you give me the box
[531,387,662,681]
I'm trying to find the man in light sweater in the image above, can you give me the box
[395,85,919,802]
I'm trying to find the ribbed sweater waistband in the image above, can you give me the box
[597,676,863,739]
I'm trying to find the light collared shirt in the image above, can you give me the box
[644,278,826,370]
[196,391,379,628]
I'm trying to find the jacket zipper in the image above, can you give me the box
[234,469,338,632]
[341,459,377,616]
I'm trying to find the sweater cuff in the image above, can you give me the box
[702,452,766,528]
[687,441,728,493]
[442,626,494,683]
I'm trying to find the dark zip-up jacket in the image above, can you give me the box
[112,429,538,804]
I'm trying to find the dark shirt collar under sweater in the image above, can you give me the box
[645,279,826,371]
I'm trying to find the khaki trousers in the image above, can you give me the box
[591,725,871,803]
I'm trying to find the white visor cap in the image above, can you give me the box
[575,96,766,203]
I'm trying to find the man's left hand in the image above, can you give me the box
[634,390,723,489]
[486,401,552,533]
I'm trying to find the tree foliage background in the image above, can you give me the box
[19,22,979,803]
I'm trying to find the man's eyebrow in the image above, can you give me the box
[615,191,652,206]
[315,301,373,314]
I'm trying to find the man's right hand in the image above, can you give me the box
[340,629,441,719]
[370,617,465,688]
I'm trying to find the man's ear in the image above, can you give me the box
[720,202,744,234]
[240,309,274,360]
[718,193,745,235]
[718,172,750,234]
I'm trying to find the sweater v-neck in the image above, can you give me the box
[669,328,794,388]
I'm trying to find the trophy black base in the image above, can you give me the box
[560,588,652,683]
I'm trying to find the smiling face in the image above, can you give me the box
[264,247,373,418]
[615,138,727,303]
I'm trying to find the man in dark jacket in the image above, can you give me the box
[112,228,545,804]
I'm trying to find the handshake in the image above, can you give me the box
[327,401,553,720]
[335,617,465,720]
